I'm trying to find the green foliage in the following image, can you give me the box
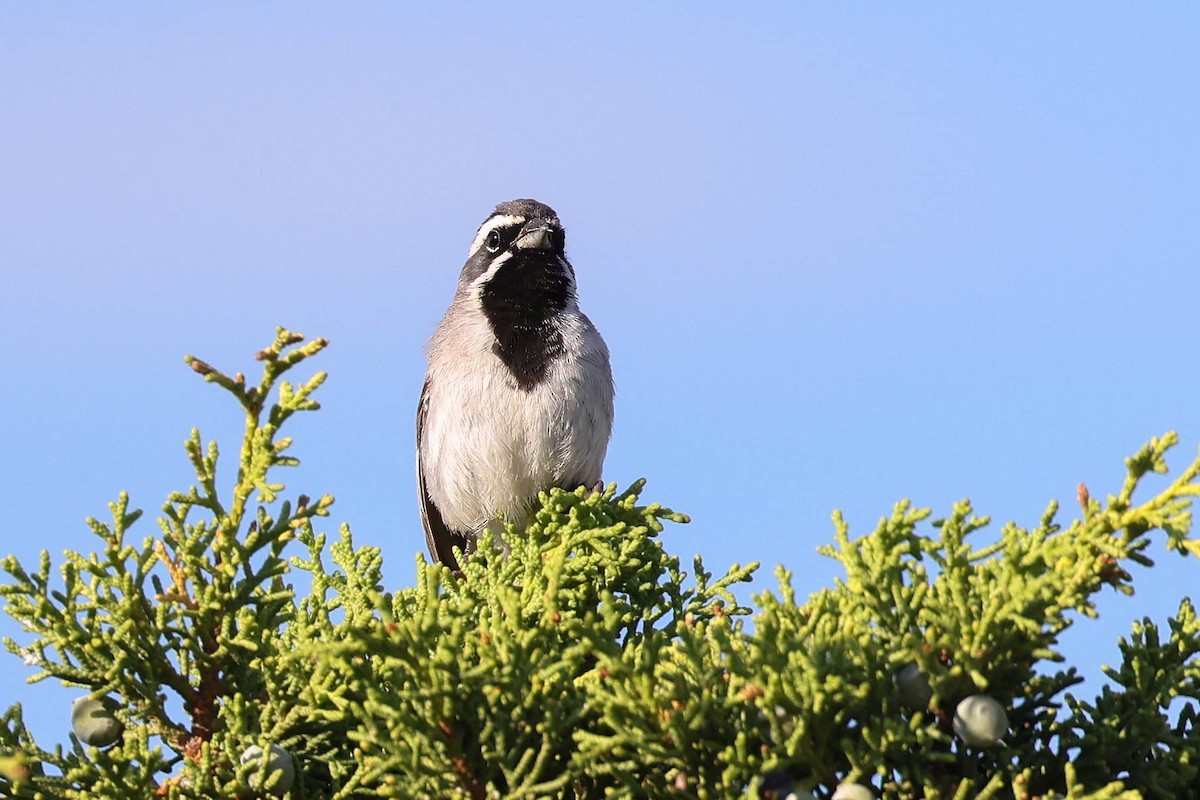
[0,328,1198,799]
[747,438,1200,800]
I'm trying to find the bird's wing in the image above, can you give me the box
[416,378,463,573]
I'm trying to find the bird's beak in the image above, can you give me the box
[514,220,556,252]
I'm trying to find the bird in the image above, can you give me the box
[417,199,615,572]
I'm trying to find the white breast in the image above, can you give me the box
[420,301,614,536]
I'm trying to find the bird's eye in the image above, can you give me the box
[486,230,503,253]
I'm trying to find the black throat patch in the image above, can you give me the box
[480,255,572,391]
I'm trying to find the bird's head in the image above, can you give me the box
[459,200,576,310]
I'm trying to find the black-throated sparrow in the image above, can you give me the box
[417,199,614,571]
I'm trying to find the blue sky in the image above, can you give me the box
[2,5,1198,749]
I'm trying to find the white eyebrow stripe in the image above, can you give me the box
[467,214,526,257]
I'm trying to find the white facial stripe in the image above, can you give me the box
[469,250,513,290]
[468,214,526,257]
